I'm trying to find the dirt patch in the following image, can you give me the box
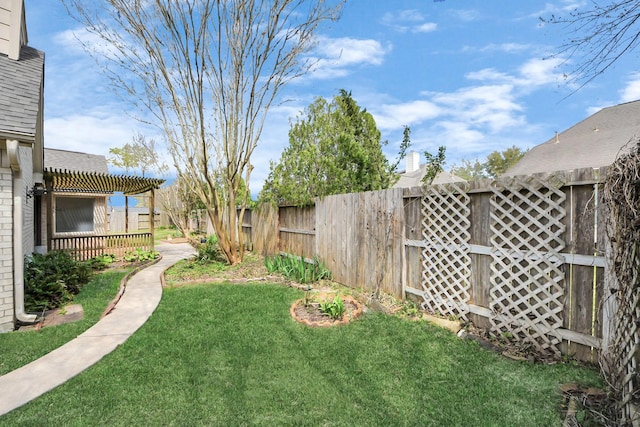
[18,304,84,331]
[163,252,283,287]
[290,295,363,327]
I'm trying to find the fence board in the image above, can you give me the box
[279,205,315,257]
[250,204,278,256]
[51,233,152,261]
[403,194,422,303]
[560,170,604,361]
[315,189,403,297]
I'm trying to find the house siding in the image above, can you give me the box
[0,0,26,60]
[95,196,106,234]
[0,0,13,56]
[0,149,14,332]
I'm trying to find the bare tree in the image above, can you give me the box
[64,0,342,264]
[158,175,202,238]
[544,1,640,90]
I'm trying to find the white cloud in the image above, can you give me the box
[518,57,564,87]
[449,9,482,22]
[619,72,640,103]
[382,9,437,33]
[382,9,425,24]
[413,23,437,33]
[531,1,586,19]
[371,100,441,131]
[434,121,490,153]
[465,58,565,93]
[53,27,120,59]
[307,37,391,79]
[464,43,533,54]
[466,68,515,83]
[45,112,144,164]
[432,85,524,133]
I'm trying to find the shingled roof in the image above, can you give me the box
[0,45,44,138]
[393,164,466,188]
[44,148,109,174]
[505,100,640,176]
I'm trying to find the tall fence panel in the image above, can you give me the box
[108,210,161,233]
[279,205,315,257]
[403,168,605,362]
[316,189,404,297]
[488,173,567,358]
[249,203,279,256]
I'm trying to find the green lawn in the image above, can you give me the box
[154,226,183,243]
[0,283,601,426]
[0,269,129,376]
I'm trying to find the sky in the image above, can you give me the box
[24,0,640,197]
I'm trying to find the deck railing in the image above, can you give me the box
[50,233,153,261]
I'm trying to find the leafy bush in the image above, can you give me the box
[196,235,225,264]
[24,251,93,312]
[86,253,117,270]
[123,248,160,263]
[264,254,331,284]
[319,295,345,320]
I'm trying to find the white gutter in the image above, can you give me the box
[7,140,37,323]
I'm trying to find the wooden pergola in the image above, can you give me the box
[43,168,165,260]
[44,169,165,196]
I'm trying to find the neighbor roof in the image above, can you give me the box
[0,45,44,137]
[505,100,640,176]
[44,148,109,174]
[393,164,466,188]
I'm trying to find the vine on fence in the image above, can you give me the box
[603,138,640,426]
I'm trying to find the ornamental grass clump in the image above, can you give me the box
[264,254,331,284]
[319,295,346,320]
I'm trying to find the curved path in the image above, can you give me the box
[0,242,195,416]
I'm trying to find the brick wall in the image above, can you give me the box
[0,149,14,332]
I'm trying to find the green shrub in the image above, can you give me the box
[123,248,160,263]
[24,251,93,312]
[264,254,331,284]
[196,235,225,264]
[87,253,117,270]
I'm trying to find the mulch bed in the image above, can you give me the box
[290,295,363,327]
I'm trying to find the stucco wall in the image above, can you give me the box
[0,147,14,332]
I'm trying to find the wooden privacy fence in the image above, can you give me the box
[108,210,163,233]
[51,233,153,261]
[242,167,607,362]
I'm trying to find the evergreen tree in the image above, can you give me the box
[261,90,400,205]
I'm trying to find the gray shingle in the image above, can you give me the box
[393,164,466,188]
[505,100,640,176]
[44,148,109,174]
[0,45,44,136]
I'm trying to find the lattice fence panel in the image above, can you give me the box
[614,251,640,425]
[420,182,471,321]
[489,174,566,357]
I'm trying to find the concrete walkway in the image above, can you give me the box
[0,242,195,416]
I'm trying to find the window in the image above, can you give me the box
[55,197,94,233]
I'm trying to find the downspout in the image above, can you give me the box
[7,140,37,323]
